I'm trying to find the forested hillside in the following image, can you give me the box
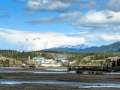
[0,50,120,65]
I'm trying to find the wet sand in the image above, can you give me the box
[0,68,120,90]
[0,84,120,90]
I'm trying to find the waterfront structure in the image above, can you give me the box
[32,57,44,61]
[40,59,61,67]
[31,57,69,67]
[106,56,120,62]
[106,56,120,67]
[54,58,65,63]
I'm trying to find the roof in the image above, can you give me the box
[33,57,44,61]
[54,58,65,61]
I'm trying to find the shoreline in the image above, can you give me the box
[0,68,120,90]
[0,66,68,70]
[0,71,120,83]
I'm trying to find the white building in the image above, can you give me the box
[40,59,61,67]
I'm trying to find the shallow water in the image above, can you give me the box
[0,69,120,88]
[1,69,120,75]
[0,80,120,88]
[33,71,75,74]
[0,69,75,74]
[104,72,120,74]
[46,68,67,71]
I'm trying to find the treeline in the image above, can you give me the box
[0,50,36,61]
[0,50,120,63]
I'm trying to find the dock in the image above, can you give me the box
[68,66,120,74]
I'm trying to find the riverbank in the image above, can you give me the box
[0,72,120,83]
[0,84,120,90]
[0,66,68,70]
[0,69,120,90]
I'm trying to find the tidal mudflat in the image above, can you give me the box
[0,68,120,90]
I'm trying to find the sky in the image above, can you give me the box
[0,0,120,51]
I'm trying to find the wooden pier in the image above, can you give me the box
[68,57,120,74]
[68,66,120,74]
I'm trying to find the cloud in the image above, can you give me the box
[27,10,120,31]
[33,37,41,40]
[73,10,120,30]
[101,33,120,41]
[0,28,85,51]
[105,0,120,12]
[27,12,80,24]
[26,0,120,13]
[26,0,96,12]
[1,27,120,51]
[26,0,70,12]
[68,31,120,47]
[2,0,120,51]
[79,0,98,10]
[56,0,90,3]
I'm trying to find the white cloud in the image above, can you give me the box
[101,33,120,41]
[1,27,120,51]
[0,28,85,51]
[26,0,96,12]
[58,0,87,3]
[25,0,120,13]
[74,10,120,29]
[28,10,120,30]
[26,0,70,11]
[28,12,80,24]
[68,30,120,47]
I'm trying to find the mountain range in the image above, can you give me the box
[58,44,89,49]
[42,41,120,53]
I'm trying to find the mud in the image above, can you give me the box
[0,68,120,90]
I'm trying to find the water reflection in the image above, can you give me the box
[0,69,120,75]
[0,80,120,88]
[33,71,75,74]
[0,69,75,74]
[46,68,67,71]
[104,72,120,75]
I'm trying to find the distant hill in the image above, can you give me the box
[42,41,120,53]
[58,44,89,49]
[42,44,89,52]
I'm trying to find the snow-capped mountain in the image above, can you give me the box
[42,41,120,53]
[58,44,89,49]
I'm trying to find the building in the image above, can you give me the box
[39,59,61,67]
[106,56,120,62]
[41,59,56,64]
[32,57,44,61]
[32,57,67,67]
[106,56,120,67]
[54,58,65,63]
